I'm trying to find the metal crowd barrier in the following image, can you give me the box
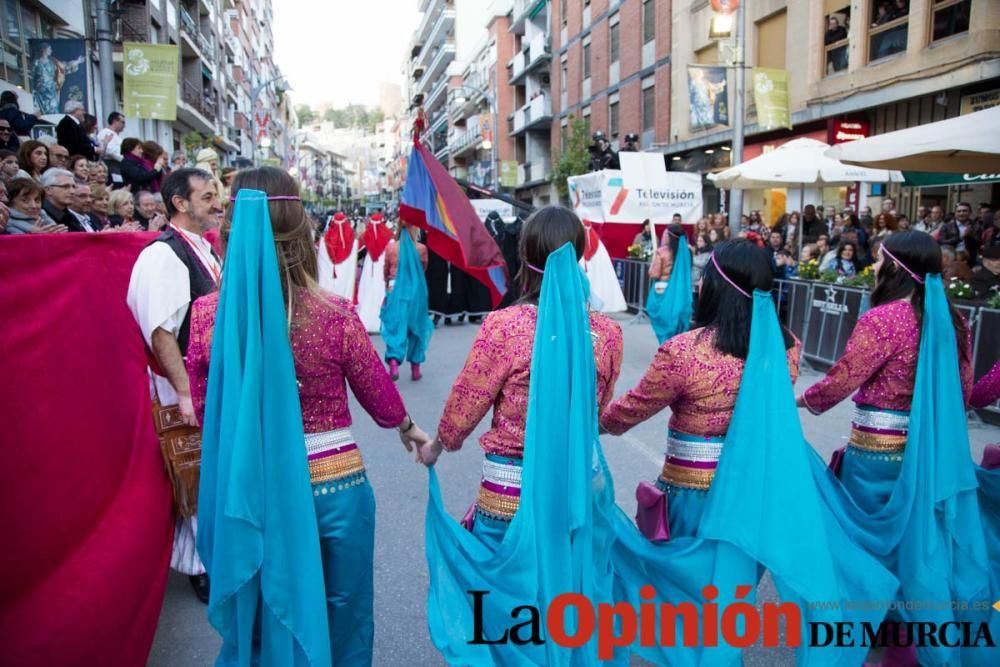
[613,258,652,323]
[771,279,1000,419]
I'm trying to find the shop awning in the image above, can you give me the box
[902,171,1000,187]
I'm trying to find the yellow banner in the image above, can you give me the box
[752,67,792,131]
[123,43,179,121]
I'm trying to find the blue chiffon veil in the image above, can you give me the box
[647,237,693,345]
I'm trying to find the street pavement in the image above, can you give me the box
[148,313,998,666]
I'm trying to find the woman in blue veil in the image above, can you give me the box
[799,231,998,666]
[602,240,899,666]
[417,206,625,665]
[646,222,693,345]
[187,167,431,666]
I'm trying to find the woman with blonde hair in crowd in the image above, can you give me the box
[107,188,141,230]
[89,183,112,229]
[88,160,108,187]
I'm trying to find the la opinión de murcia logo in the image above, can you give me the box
[466,587,998,659]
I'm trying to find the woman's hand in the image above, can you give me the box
[32,221,68,234]
[397,415,432,461]
[417,438,444,467]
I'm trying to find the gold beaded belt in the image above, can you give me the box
[848,405,908,454]
[305,429,364,484]
[658,430,724,491]
[475,455,522,521]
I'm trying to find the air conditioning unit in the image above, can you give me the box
[541,73,550,85]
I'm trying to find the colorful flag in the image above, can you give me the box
[123,43,179,120]
[400,141,508,308]
[687,66,729,129]
[752,67,792,130]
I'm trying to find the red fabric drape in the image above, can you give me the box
[0,234,174,667]
[324,221,355,265]
[362,222,393,262]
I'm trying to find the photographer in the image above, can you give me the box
[588,130,620,172]
[620,132,640,153]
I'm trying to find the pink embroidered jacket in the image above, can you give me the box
[803,299,973,414]
[971,360,1000,409]
[601,327,801,437]
[437,304,624,457]
[186,289,406,433]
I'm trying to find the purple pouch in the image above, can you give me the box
[460,503,477,531]
[635,481,670,542]
[829,446,847,478]
[982,444,1000,470]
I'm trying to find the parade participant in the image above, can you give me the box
[381,222,431,381]
[356,211,393,332]
[316,211,358,301]
[646,222,693,344]
[418,206,624,665]
[422,206,622,533]
[425,250,470,325]
[602,239,898,666]
[971,360,1000,409]
[126,168,223,604]
[187,167,430,666]
[580,219,627,312]
[798,231,998,666]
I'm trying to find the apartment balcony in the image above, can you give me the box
[177,81,217,135]
[424,76,449,114]
[415,9,455,71]
[416,41,456,95]
[511,94,552,135]
[447,122,483,159]
[515,159,552,188]
[509,32,550,84]
[511,0,546,34]
[415,2,452,48]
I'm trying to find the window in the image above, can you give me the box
[643,0,656,44]
[561,61,567,92]
[755,10,786,70]
[868,0,908,62]
[609,20,620,63]
[561,121,568,149]
[824,5,850,76]
[561,0,567,26]
[609,100,619,137]
[642,85,655,133]
[583,41,590,79]
[931,0,970,42]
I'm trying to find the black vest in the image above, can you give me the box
[151,227,219,355]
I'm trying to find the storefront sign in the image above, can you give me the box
[902,172,1000,186]
[829,120,870,145]
[960,89,1000,115]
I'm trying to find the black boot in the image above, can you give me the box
[189,574,210,604]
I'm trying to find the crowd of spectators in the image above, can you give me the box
[0,98,226,237]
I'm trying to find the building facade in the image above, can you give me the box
[409,0,457,163]
[0,0,290,166]
[666,0,999,218]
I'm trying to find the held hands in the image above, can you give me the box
[398,415,432,462]
[795,394,807,409]
[417,438,444,467]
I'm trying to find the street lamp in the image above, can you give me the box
[250,76,289,166]
[451,83,499,193]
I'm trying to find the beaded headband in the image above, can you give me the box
[710,251,751,299]
[526,262,545,274]
[880,244,925,285]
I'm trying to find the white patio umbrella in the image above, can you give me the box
[825,105,1000,173]
[708,137,904,189]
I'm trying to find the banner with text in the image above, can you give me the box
[28,39,88,116]
[123,43,179,121]
[752,67,792,130]
[688,66,729,130]
[568,169,703,225]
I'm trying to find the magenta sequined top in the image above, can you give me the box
[601,328,801,437]
[803,299,973,414]
[970,360,1000,409]
[186,289,407,433]
[437,304,624,457]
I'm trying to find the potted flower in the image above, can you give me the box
[944,277,973,301]
[797,258,821,280]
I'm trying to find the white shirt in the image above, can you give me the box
[97,127,123,162]
[126,227,220,405]
[70,209,95,232]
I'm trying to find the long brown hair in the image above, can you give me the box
[17,140,47,175]
[226,167,319,312]
[516,205,586,305]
